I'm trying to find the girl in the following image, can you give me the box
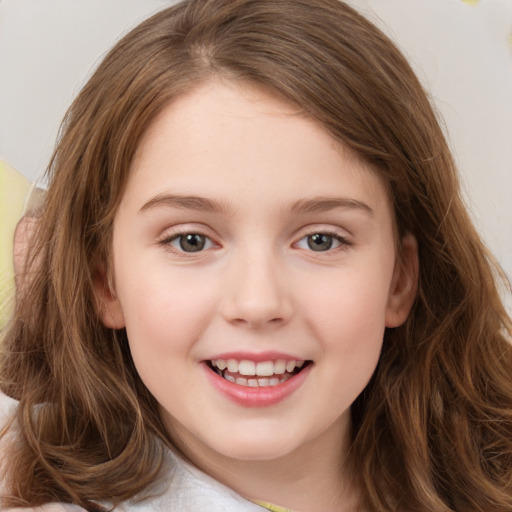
[1,0,511,511]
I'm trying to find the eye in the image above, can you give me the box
[167,233,214,253]
[296,232,347,252]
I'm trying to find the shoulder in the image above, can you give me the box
[3,506,86,512]
[0,391,17,490]
[0,391,16,421]
[0,394,260,512]
[114,450,264,512]
[3,396,81,512]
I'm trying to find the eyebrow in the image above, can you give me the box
[290,197,374,216]
[139,193,374,217]
[139,194,230,214]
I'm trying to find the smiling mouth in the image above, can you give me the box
[207,358,311,387]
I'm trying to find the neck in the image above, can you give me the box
[175,416,363,512]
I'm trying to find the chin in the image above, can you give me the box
[207,432,303,462]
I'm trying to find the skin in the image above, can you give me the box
[96,80,418,512]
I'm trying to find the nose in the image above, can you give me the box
[221,249,293,329]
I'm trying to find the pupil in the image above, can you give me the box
[180,234,206,252]
[308,233,333,251]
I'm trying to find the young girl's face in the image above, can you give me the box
[97,80,416,469]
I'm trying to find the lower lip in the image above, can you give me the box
[203,363,312,407]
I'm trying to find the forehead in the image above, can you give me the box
[124,80,391,218]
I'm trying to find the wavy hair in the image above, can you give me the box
[1,0,511,510]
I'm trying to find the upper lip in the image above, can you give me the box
[205,351,306,363]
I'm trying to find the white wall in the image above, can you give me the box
[350,0,512,293]
[0,0,171,180]
[1,0,511,285]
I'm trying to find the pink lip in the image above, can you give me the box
[207,351,305,362]
[202,361,312,407]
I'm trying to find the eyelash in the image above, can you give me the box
[158,230,216,256]
[157,229,351,256]
[295,230,351,254]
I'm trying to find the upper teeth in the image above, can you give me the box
[211,359,305,376]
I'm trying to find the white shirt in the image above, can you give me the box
[0,392,264,512]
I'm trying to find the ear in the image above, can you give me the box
[385,233,419,328]
[93,266,126,329]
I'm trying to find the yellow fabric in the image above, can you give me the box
[252,500,296,512]
[0,161,31,330]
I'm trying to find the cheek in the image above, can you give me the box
[303,265,392,336]
[294,270,389,429]
[120,281,215,405]
[298,261,393,389]
[118,268,219,358]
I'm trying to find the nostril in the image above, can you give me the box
[229,313,286,328]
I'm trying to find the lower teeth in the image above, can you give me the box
[223,373,288,387]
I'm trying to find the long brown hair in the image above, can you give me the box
[1,1,511,510]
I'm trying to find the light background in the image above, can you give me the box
[0,0,511,291]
